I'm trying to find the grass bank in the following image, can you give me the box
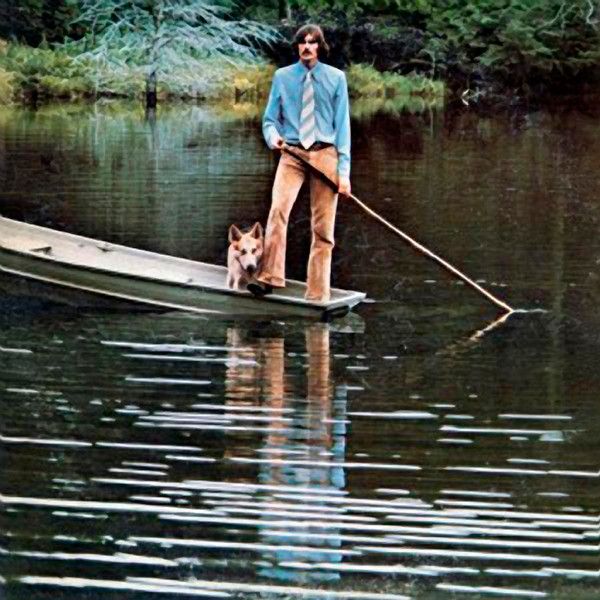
[0,41,444,109]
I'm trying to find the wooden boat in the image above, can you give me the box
[0,216,365,319]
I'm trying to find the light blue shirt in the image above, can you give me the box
[262,61,351,178]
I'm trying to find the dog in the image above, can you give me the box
[227,222,264,291]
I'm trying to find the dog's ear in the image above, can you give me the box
[250,222,263,239]
[228,225,242,243]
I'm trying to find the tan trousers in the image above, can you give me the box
[257,146,338,303]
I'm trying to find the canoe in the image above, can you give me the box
[0,217,366,319]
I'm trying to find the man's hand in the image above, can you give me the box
[338,175,351,197]
[272,136,284,150]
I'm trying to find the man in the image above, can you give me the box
[248,24,351,303]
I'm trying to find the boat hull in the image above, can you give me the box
[0,218,365,319]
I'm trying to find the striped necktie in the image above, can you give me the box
[299,70,316,150]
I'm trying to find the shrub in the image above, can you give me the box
[0,68,15,104]
[347,63,443,98]
[0,43,93,100]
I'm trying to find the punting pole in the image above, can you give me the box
[282,144,514,314]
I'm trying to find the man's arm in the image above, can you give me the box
[333,71,351,195]
[262,72,284,149]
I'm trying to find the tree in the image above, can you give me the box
[68,0,279,106]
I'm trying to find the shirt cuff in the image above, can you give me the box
[265,129,281,149]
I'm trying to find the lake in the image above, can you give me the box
[0,97,599,599]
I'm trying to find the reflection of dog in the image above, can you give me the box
[227,222,264,290]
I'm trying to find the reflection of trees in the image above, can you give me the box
[225,324,346,584]
[76,102,270,261]
[0,103,272,261]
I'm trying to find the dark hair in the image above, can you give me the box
[293,24,330,57]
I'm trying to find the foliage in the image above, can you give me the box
[219,63,276,101]
[347,63,443,98]
[0,68,14,104]
[411,0,600,88]
[3,0,599,101]
[0,41,92,100]
[243,0,600,93]
[209,62,444,105]
[65,0,280,97]
[0,36,443,110]
[2,0,599,96]
[0,39,12,103]
[0,39,272,101]
[0,0,78,45]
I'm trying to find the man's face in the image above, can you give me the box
[298,34,319,64]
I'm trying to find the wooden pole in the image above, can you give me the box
[347,192,513,312]
[282,144,514,314]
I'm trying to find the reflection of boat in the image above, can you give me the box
[0,217,365,319]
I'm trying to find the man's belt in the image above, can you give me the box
[286,141,333,151]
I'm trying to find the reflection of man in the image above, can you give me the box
[248,24,351,303]
[224,324,347,583]
[258,324,346,583]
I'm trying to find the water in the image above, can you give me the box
[0,99,599,599]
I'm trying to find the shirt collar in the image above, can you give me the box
[296,60,322,81]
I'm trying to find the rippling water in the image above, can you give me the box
[1,99,599,598]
